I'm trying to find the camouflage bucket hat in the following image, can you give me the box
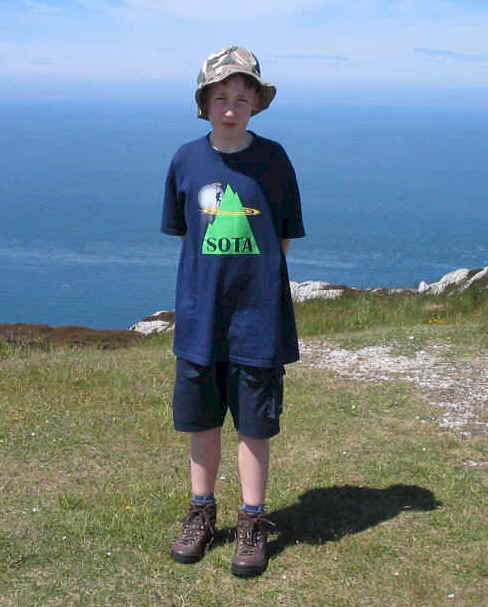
[195,46,276,120]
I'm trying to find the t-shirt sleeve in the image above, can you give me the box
[279,147,305,239]
[161,161,187,236]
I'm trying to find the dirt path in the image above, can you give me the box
[299,339,488,438]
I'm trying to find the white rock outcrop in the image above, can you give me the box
[462,266,488,292]
[292,266,488,303]
[129,310,175,336]
[289,281,348,302]
[417,266,488,295]
[417,268,472,295]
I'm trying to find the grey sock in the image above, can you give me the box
[192,494,216,505]
[241,503,265,514]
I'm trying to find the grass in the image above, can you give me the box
[1,290,488,606]
[294,284,488,339]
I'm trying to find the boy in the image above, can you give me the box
[161,46,305,577]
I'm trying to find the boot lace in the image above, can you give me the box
[179,506,215,546]
[236,516,275,556]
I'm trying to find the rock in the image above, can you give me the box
[417,268,472,295]
[129,310,175,335]
[417,266,487,295]
[462,266,488,292]
[289,266,488,303]
[290,280,349,302]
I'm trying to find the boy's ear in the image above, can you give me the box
[252,88,262,113]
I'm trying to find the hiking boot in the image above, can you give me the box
[231,510,275,577]
[170,502,216,564]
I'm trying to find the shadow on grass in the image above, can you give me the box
[265,484,442,557]
[214,484,441,555]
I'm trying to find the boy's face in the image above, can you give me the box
[206,75,258,143]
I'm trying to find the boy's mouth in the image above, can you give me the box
[223,121,237,128]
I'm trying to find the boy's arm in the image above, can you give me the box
[277,145,305,242]
[281,239,290,256]
[161,160,187,237]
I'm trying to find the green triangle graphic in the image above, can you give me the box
[201,185,261,255]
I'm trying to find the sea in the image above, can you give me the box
[2,99,487,330]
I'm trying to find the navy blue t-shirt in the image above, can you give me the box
[161,132,305,368]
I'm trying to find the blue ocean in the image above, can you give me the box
[1,100,487,329]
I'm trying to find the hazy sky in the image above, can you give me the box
[2,1,488,101]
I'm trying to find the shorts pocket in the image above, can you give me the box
[240,365,284,421]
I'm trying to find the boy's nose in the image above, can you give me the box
[224,106,235,116]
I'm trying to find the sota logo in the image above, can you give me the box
[201,185,261,255]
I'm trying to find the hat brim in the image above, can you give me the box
[195,67,276,121]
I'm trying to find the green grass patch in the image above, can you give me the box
[1,295,488,606]
[294,286,488,339]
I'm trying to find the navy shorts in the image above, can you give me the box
[173,358,285,439]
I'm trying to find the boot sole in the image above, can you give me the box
[231,561,267,578]
[170,550,203,564]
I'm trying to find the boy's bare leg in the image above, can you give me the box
[232,433,274,577]
[171,427,220,564]
[190,427,221,496]
[237,433,269,506]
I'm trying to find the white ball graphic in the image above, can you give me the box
[198,182,224,210]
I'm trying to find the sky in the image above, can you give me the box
[2,0,488,104]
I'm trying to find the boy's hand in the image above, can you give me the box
[281,239,290,256]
